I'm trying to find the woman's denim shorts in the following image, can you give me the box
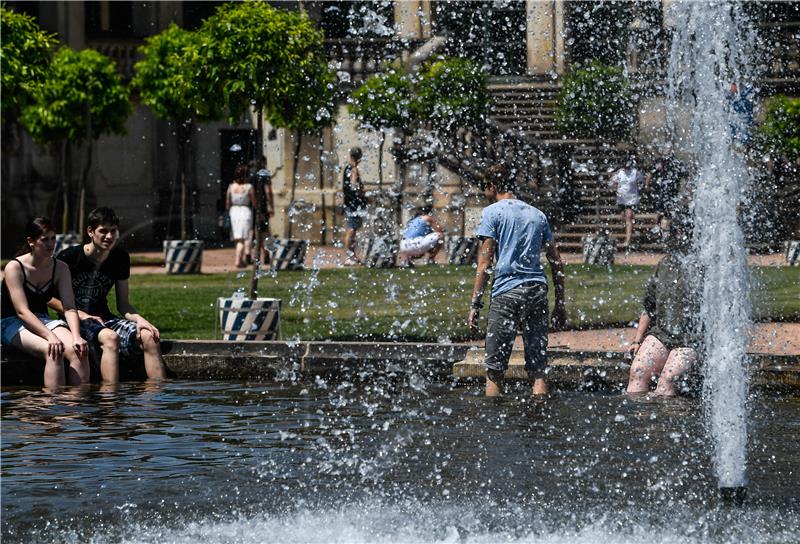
[0,314,67,345]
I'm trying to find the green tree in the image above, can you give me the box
[348,67,413,186]
[133,23,221,241]
[555,60,635,141]
[0,5,58,122]
[21,47,131,234]
[759,95,800,160]
[413,57,488,132]
[200,0,335,297]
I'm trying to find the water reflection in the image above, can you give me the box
[1,382,798,543]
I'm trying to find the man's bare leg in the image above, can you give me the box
[97,328,120,384]
[140,329,167,380]
[486,369,504,397]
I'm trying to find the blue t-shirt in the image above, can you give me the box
[404,216,432,239]
[475,199,553,297]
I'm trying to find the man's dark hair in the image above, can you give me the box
[482,164,516,194]
[87,207,120,230]
[349,147,363,162]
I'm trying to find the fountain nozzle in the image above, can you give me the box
[719,486,747,506]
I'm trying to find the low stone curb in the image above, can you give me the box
[2,340,798,392]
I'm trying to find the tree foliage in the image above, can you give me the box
[555,60,635,141]
[0,5,58,119]
[132,23,219,123]
[200,0,334,128]
[349,67,413,132]
[21,47,131,146]
[413,57,488,131]
[758,95,800,160]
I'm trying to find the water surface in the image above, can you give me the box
[2,380,798,543]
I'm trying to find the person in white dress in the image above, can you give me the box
[226,164,256,268]
[610,154,649,249]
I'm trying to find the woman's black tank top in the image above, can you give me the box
[0,258,58,318]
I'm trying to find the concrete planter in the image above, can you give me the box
[446,236,480,265]
[269,238,308,270]
[582,233,616,265]
[163,240,203,274]
[785,240,800,266]
[54,233,81,256]
[217,296,281,341]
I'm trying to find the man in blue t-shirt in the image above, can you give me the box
[468,164,566,397]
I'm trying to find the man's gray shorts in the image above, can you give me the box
[485,282,549,377]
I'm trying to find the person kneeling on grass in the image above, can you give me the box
[50,207,167,383]
[626,213,700,397]
[398,205,444,266]
[1,217,90,389]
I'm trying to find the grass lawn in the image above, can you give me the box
[113,264,800,341]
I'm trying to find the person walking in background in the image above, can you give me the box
[468,164,566,397]
[610,152,648,250]
[626,213,700,397]
[226,163,256,269]
[250,155,275,265]
[1,217,90,389]
[398,204,444,266]
[342,147,366,266]
[53,207,167,383]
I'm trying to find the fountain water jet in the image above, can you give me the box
[666,1,756,493]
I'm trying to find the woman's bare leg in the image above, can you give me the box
[623,207,635,248]
[14,329,65,389]
[53,326,89,385]
[626,335,668,394]
[654,348,697,397]
[234,240,244,267]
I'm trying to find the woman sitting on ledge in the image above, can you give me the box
[398,205,444,267]
[0,218,89,389]
[626,213,701,397]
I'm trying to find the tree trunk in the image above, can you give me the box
[61,141,70,234]
[378,131,385,187]
[319,130,327,245]
[78,138,93,236]
[286,131,302,239]
[177,122,189,241]
[249,108,265,299]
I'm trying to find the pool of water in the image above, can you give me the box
[2,378,798,543]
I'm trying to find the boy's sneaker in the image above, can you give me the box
[342,256,361,266]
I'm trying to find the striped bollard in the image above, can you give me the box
[582,233,616,265]
[363,236,398,268]
[785,240,800,266]
[218,296,281,341]
[55,233,82,256]
[163,240,204,274]
[446,236,480,265]
[270,239,308,271]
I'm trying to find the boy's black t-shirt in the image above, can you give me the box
[57,245,130,321]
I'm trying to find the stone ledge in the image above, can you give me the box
[2,341,798,392]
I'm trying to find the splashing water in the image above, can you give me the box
[667,1,755,488]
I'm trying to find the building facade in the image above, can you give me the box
[2,1,797,255]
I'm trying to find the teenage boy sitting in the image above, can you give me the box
[51,207,167,382]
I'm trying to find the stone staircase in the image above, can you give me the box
[488,81,561,141]
[556,141,661,252]
[486,81,662,252]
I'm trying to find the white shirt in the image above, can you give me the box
[611,168,644,206]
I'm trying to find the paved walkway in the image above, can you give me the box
[132,245,789,274]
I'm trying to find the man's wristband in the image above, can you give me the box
[470,299,484,310]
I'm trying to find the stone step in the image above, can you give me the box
[454,349,800,391]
